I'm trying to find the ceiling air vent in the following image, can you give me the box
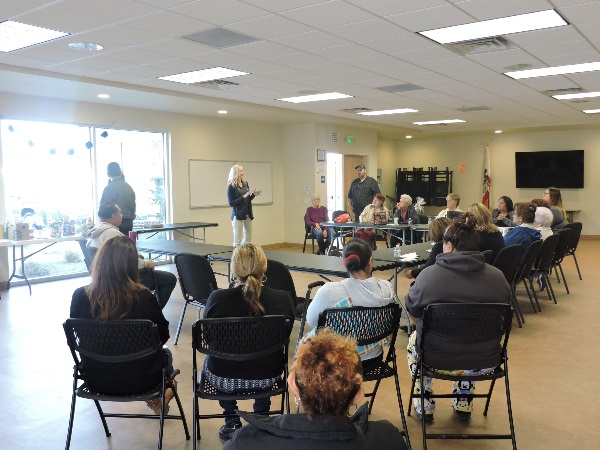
[457,106,491,112]
[331,132,338,143]
[376,83,424,93]
[446,36,515,56]
[341,107,372,114]
[542,87,582,96]
[195,79,240,90]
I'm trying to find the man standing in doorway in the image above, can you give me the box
[347,164,380,221]
[100,162,136,235]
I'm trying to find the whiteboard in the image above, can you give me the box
[189,160,273,209]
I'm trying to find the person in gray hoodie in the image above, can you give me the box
[83,202,176,308]
[306,238,398,369]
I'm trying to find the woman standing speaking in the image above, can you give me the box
[227,164,261,246]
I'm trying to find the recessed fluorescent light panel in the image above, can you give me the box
[97,94,110,99]
[582,109,600,114]
[553,91,600,100]
[505,61,600,79]
[277,92,353,103]
[357,108,418,116]
[413,119,466,125]
[419,9,567,44]
[0,20,70,52]
[158,67,249,84]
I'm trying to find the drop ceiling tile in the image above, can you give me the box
[0,53,56,70]
[185,49,263,67]
[527,40,597,60]
[55,0,159,22]
[508,26,585,48]
[137,0,199,8]
[240,0,331,14]
[324,18,409,42]
[241,74,306,92]
[16,8,106,34]
[43,63,107,78]
[0,0,48,18]
[259,67,329,82]
[468,48,542,71]
[172,0,270,26]
[99,47,173,65]
[227,59,290,74]
[311,43,380,62]
[51,55,137,71]
[516,75,580,91]
[345,0,447,17]
[301,61,357,76]
[561,2,600,25]
[123,11,214,37]
[226,41,297,59]
[567,72,600,90]
[227,14,313,39]
[365,33,436,54]
[280,0,376,28]
[575,20,600,39]
[539,51,600,66]
[386,5,474,32]
[148,58,212,74]
[451,0,552,21]
[390,46,458,63]
[14,44,82,64]
[266,51,330,67]
[137,38,215,58]
[76,25,165,48]
[272,31,349,51]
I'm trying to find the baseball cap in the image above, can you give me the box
[355,164,366,170]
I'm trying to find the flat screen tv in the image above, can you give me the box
[515,150,584,188]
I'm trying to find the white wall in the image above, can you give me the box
[387,130,599,235]
[0,91,286,248]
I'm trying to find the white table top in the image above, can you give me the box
[9,235,83,245]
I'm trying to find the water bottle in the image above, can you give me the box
[394,244,401,258]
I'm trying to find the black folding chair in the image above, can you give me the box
[513,239,543,313]
[528,234,559,305]
[77,238,92,273]
[264,260,303,318]
[563,222,582,280]
[192,316,290,446]
[331,210,352,250]
[492,244,523,327]
[317,304,411,449]
[550,229,572,294]
[481,249,493,264]
[63,319,189,450]
[295,281,326,349]
[408,303,516,450]
[174,253,218,345]
[302,214,315,254]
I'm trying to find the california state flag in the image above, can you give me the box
[482,142,491,208]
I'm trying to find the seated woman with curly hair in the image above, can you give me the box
[223,329,407,450]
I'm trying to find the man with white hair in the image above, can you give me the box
[390,194,420,247]
[534,206,554,240]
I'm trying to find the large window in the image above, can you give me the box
[1,119,168,280]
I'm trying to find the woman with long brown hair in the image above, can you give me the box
[70,235,174,414]
[203,243,295,441]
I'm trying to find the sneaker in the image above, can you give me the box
[219,421,242,441]
[537,274,546,291]
[414,409,434,422]
[453,409,471,420]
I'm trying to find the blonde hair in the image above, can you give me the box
[429,217,452,243]
[228,164,244,187]
[231,243,267,316]
[468,203,499,234]
[447,192,460,205]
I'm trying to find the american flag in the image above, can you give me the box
[482,142,491,208]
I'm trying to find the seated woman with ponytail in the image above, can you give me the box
[203,243,295,441]
[306,238,398,371]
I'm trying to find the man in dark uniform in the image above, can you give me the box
[100,162,136,235]
[347,164,380,221]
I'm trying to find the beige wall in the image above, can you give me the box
[387,130,598,235]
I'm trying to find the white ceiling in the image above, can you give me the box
[2,0,600,138]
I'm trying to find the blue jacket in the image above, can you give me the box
[227,182,254,220]
[503,225,541,250]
